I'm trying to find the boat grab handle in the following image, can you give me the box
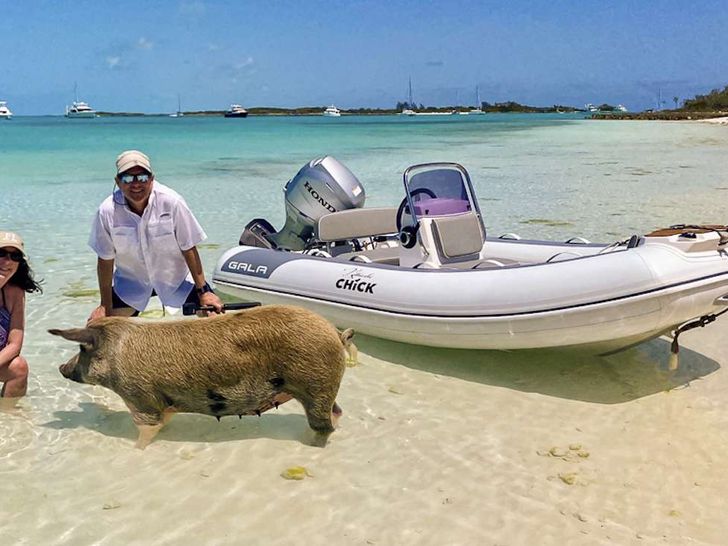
[565,237,591,244]
[498,233,521,240]
[716,295,728,306]
[304,249,332,258]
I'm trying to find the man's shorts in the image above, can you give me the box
[111,287,200,316]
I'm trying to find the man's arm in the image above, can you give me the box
[88,257,114,323]
[182,246,223,313]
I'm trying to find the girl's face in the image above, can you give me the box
[0,246,22,287]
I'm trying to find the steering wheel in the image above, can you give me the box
[395,188,437,231]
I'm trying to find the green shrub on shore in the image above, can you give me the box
[683,86,728,111]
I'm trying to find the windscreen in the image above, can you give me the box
[405,166,473,219]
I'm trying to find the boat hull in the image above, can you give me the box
[212,240,728,352]
[65,111,97,118]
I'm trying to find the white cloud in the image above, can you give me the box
[106,56,121,69]
[137,37,154,50]
[235,56,254,70]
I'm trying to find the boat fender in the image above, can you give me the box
[399,224,420,249]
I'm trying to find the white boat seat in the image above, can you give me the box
[316,207,398,242]
[430,211,485,264]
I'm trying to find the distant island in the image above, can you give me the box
[592,85,728,120]
[96,102,583,117]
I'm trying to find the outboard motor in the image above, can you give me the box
[240,156,366,250]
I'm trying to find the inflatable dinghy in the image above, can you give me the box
[213,157,728,356]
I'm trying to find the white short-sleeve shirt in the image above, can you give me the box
[89,181,207,311]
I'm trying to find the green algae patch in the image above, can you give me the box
[281,466,312,480]
[520,218,574,227]
[198,243,221,249]
[63,288,100,298]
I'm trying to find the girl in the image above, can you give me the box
[0,231,42,399]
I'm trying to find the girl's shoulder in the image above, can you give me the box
[3,283,26,310]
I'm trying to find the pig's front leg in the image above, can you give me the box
[135,423,165,450]
[124,401,164,450]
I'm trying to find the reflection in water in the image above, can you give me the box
[355,335,720,404]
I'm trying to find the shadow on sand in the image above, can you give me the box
[355,334,721,404]
[43,401,310,444]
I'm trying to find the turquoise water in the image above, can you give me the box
[2,114,728,543]
[3,113,728,313]
[3,113,728,324]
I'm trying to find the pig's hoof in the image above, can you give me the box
[309,432,331,448]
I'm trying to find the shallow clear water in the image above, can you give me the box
[2,114,728,543]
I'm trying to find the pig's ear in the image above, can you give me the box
[48,328,99,348]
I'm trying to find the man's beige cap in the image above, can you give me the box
[0,231,25,256]
[116,150,153,175]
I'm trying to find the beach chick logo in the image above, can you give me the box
[335,267,376,294]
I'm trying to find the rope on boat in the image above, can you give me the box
[669,307,728,370]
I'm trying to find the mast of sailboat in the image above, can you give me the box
[408,77,414,108]
[475,85,481,109]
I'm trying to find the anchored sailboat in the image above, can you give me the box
[400,77,417,116]
[469,85,485,115]
[170,94,183,117]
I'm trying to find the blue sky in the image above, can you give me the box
[1,0,726,114]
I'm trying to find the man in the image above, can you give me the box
[88,150,223,321]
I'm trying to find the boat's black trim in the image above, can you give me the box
[215,268,728,319]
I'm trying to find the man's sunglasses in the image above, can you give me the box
[119,173,152,184]
[0,249,24,262]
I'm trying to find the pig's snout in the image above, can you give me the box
[59,362,84,383]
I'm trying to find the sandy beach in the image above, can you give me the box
[2,319,727,544]
[702,116,728,125]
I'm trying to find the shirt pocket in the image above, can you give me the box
[111,226,140,255]
[148,219,175,239]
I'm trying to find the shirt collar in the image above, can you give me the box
[112,180,159,213]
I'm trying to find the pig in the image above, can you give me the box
[49,305,354,449]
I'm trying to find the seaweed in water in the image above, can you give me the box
[520,218,574,227]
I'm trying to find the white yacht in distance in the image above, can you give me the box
[224,104,249,118]
[66,84,97,118]
[0,101,12,119]
[323,105,341,117]
[616,104,628,112]
[65,101,97,118]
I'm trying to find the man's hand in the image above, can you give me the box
[88,305,107,324]
[199,291,224,315]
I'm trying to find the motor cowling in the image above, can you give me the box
[240,156,366,250]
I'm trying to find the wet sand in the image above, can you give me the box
[2,319,728,544]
